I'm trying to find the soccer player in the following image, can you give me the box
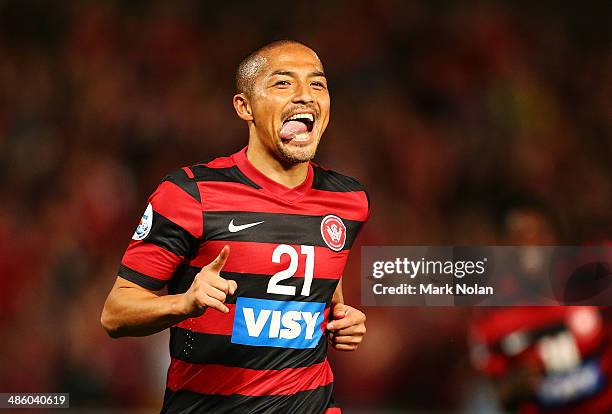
[101,40,370,413]
[470,199,612,413]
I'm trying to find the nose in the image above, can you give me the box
[292,81,314,104]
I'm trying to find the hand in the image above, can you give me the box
[181,245,237,316]
[326,303,366,351]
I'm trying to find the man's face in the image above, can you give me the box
[247,44,330,164]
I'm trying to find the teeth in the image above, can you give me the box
[287,113,314,122]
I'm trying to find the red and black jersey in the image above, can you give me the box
[470,307,612,414]
[118,147,370,414]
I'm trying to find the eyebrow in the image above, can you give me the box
[269,69,326,78]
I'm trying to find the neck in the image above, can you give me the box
[246,138,309,189]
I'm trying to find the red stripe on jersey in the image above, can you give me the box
[175,304,236,335]
[307,188,369,220]
[151,181,202,238]
[181,166,194,179]
[121,241,183,281]
[167,358,333,396]
[198,182,367,221]
[191,241,348,279]
[203,156,234,168]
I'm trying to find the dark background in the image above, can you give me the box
[0,1,610,412]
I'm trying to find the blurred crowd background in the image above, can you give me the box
[0,1,610,412]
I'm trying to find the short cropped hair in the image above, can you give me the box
[236,40,317,96]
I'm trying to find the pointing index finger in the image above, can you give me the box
[209,245,230,272]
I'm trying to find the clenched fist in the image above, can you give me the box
[327,303,366,351]
[181,245,238,317]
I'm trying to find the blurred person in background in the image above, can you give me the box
[101,40,369,413]
[469,197,612,413]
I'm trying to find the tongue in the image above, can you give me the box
[280,120,308,139]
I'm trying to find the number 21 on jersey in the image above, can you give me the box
[267,244,314,296]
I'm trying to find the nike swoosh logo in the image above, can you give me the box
[228,219,265,233]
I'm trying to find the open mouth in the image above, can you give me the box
[279,112,315,141]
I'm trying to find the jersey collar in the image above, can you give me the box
[232,147,314,202]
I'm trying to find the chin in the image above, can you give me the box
[277,140,318,164]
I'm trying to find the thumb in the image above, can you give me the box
[207,245,230,273]
[333,303,349,319]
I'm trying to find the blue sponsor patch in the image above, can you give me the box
[537,359,604,406]
[231,297,325,349]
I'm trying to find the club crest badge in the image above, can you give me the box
[132,203,153,240]
[320,215,346,251]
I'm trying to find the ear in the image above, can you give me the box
[233,93,253,122]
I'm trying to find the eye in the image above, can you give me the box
[311,81,327,89]
[274,80,291,87]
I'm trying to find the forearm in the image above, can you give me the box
[101,286,189,338]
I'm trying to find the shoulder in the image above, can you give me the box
[160,167,201,202]
[312,163,369,198]
[311,163,371,211]
[145,166,204,239]
[181,155,260,189]
[158,152,261,202]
